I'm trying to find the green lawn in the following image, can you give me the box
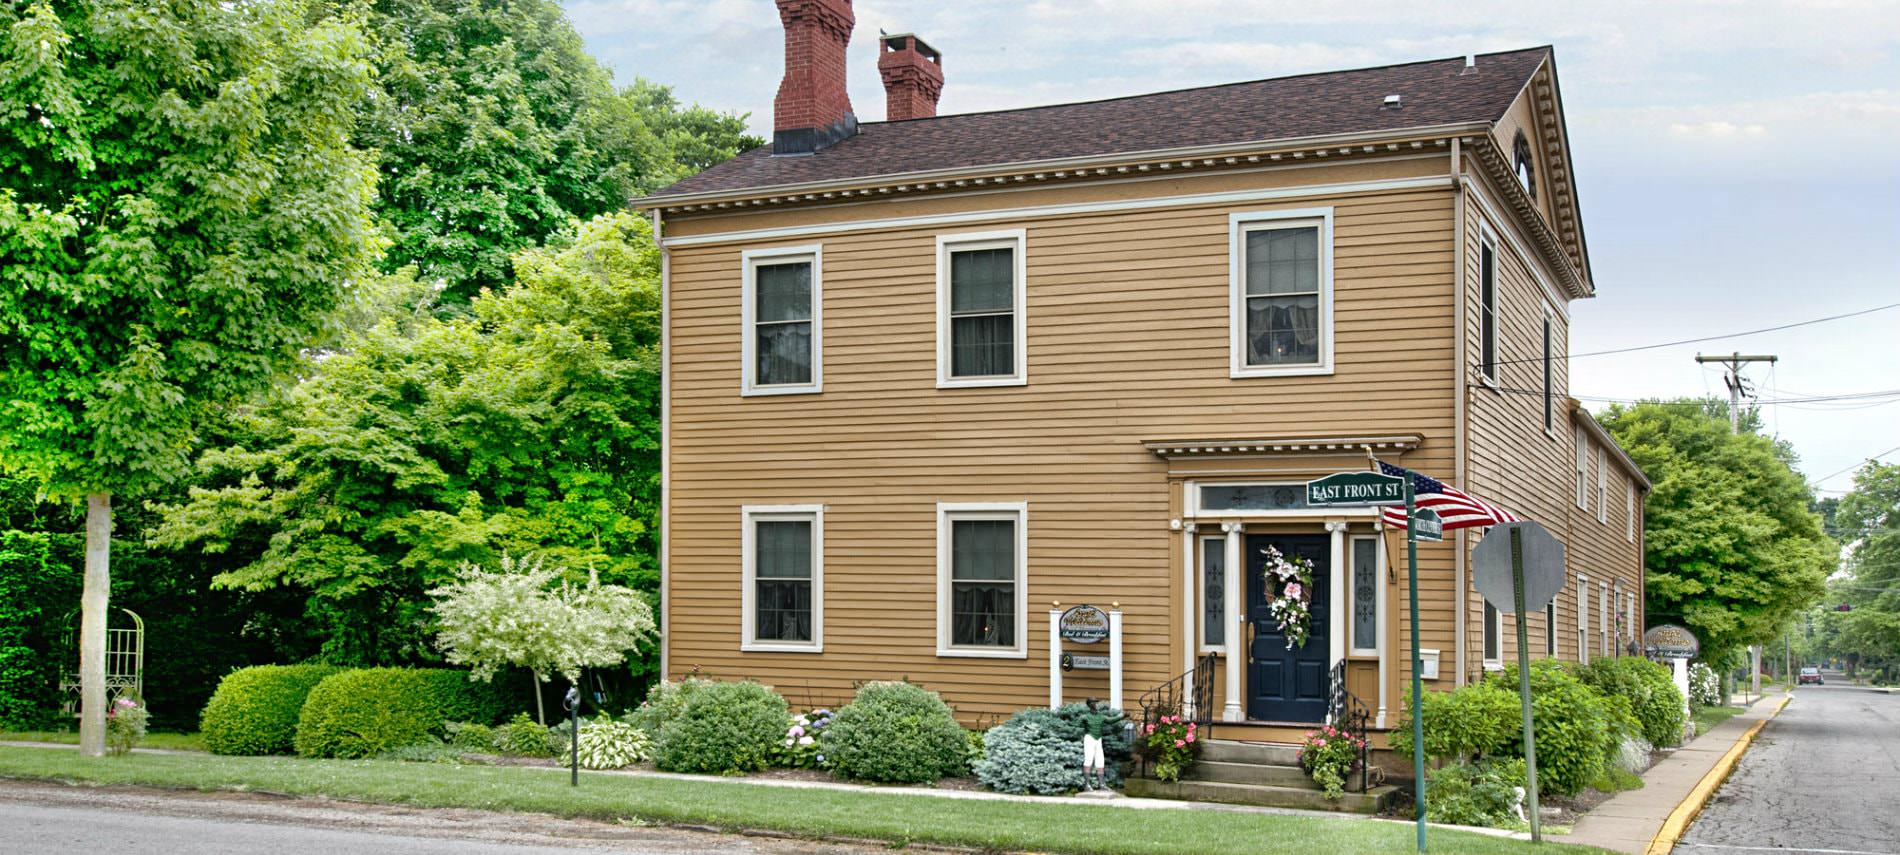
[0,747,1612,855]
[1,731,206,752]
[1692,706,1744,737]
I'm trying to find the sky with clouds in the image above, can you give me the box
[567,0,1900,494]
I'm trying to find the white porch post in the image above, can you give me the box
[1376,529,1390,728]
[1180,522,1198,719]
[1109,607,1125,714]
[1049,608,1063,709]
[1222,522,1244,722]
[1326,522,1348,679]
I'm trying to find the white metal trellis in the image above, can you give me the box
[59,608,145,717]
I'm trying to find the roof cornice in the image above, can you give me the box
[636,122,1492,214]
[1145,434,1424,459]
[1465,133,1592,300]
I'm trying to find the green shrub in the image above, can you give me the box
[444,721,494,752]
[1578,657,1686,747]
[200,665,344,756]
[962,727,986,775]
[1424,759,1526,828]
[377,740,473,764]
[294,668,506,759]
[820,682,966,784]
[568,716,652,769]
[973,704,1130,794]
[652,680,787,775]
[1491,661,1623,797]
[1388,681,1519,764]
[624,678,712,738]
[493,712,560,757]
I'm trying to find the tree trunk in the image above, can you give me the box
[78,493,112,757]
[532,671,546,726]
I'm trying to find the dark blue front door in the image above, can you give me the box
[1246,534,1331,723]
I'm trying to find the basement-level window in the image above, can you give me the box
[938,503,1028,657]
[1231,209,1334,377]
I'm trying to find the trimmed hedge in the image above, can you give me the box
[294,668,506,759]
[200,665,344,756]
[820,681,966,783]
[653,680,786,775]
[1578,656,1686,747]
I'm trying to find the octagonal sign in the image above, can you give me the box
[1472,521,1566,614]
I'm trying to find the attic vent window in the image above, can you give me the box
[1382,94,1402,109]
[1513,131,1537,202]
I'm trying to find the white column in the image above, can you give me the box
[1049,608,1063,709]
[1222,522,1245,722]
[1109,607,1125,714]
[1326,521,1349,678]
[1180,522,1198,719]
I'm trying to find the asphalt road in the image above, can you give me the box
[0,779,882,855]
[1678,671,1900,855]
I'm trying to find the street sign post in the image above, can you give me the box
[1471,521,1568,844]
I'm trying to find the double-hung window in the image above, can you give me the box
[1574,426,1590,509]
[741,505,822,651]
[937,503,1028,657]
[1231,210,1333,377]
[1578,576,1590,665]
[1483,601,1502,664]
[742,246,822,395]
[1479,239,1499,382]
[938,230,1026,387]
[1542,307,1555,431]
[1627,484,1637,542]
[1545,598,1558,656]
[1597,448,1609,523]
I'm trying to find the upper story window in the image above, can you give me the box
[1541,307,1555,431]
[742,246,822,395]
[1574,425,1590,510]
[937,230,1027,388]
[1597,447,1610,523]
[1230,209,1334,378]
[1479,238,1498,382]
[1626,483,1637,542]
[1513,132,1537,202]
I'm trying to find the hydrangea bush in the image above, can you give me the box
[1689,662,1723,709]
[771,708,833,769]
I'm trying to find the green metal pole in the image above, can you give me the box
[1512,527,1542,843]
[1407,475,1425,853]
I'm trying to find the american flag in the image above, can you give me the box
[1375,460,1522,531]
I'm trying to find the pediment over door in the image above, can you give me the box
[1144,434,1424,480]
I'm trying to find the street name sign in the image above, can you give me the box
[1472,521,1566,613]
[1411,508,1444,542]
[1305,471,1406,506]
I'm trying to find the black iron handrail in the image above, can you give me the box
[1134,653,1216,776]
[1326,660,1374,792]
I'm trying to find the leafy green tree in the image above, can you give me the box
[1599,401,1834,667]
[0,0,380,754]
[352,0,757,301]
[1828,462,1900,675]
[152,212,662,665]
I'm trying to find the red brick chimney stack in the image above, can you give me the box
[773,0,858,154]
[878,33,943,121]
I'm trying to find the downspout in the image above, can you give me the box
[1450,137,1469,688]
[653,208,671,681]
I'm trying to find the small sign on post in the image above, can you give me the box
[1411,508,1444,542]
[1472,521,1568,845]
[1306,471,1407,506]
[1059,605,1110,644]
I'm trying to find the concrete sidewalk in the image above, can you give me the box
[1564,691,1788,855]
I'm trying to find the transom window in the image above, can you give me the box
[937,230,1026,387]
[1230,210,1333,377]
[1197,483,1308,512]
[741,505,823,651]
[742,246,822,395]
[937,503,1028,657]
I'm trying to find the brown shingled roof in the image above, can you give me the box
[644,47,1551,201]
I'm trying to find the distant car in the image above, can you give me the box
[1798,667,1824,685]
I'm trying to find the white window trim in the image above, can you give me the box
[740,504,824,652]
[1477,230,1501,386]
[936,229,1028,388]
[1229,208,1335,378]
[1577,574,1591,665]
[1545,597,1558,656]
[1542,304,1558,436]
[936,501,1030,658]
[1482,599,1504,668]
[740,245,823,396]
[1626,484,1637,542]
[1597,448,1609,524]
[1199,534,1228,654]
[1600,581,1611,657]
[1348,534,1384,657]
[1574,425,1590,510]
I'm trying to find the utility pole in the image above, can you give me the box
[1695,352,1778,697]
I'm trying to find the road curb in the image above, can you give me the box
[1644,695,1791,855]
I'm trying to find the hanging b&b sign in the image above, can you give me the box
[1058,605,1110,644]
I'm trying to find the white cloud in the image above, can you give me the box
[1669,121,1768,137]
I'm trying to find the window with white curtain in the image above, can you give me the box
[937,503,1028,656]
[938,230,1026,387]
[742,247,822,395]
[742,505,822,651]
[1231,210,1333,377]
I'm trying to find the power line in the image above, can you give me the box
[1813,444,1900,486]
[1487,300,1900,369]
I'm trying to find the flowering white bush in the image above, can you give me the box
[428,554,658,719]
[1689,662,1723,709]
[1261,546,1316,649]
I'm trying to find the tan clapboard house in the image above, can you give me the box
[638,0,1649,743]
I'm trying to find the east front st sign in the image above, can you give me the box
[1306,471,1406,507]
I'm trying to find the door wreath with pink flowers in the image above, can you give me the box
[1261,545,1316,649]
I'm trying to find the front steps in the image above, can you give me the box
[1123,739,1399,814]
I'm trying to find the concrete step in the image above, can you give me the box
[1125,777,1398,814]
[1196,739,1303,766]
[1186,759,1315,788]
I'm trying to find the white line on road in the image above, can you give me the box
[1678,843,1899,855]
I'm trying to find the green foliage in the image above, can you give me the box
[0,526,76,729]
[973,705,1131,794]
[652,681,787,775]
[153,214,665,666]
[0,0,380,499]
[104,697,147,756]
[1822,463,1900,668]
[1577,657,1687,747]
[444,721,493,752]
[1424,759,1527,828]
[1394,662,1625,797]
[963,727,987,774]
[377,740,473,764]
[624,678,710,739]
[294,668,505,758]
[568,716,651,770]
[429,553,657,684]
[820,682,966,784]
[1298,724,1364,800]
[493,712,559,757]
[1388,682,1521,764]
[1599,401,1834,664]
[346,0,758,301]
[200,665,345,756]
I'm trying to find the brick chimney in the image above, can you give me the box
[773,0,857,155]
[878,33,943,121]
